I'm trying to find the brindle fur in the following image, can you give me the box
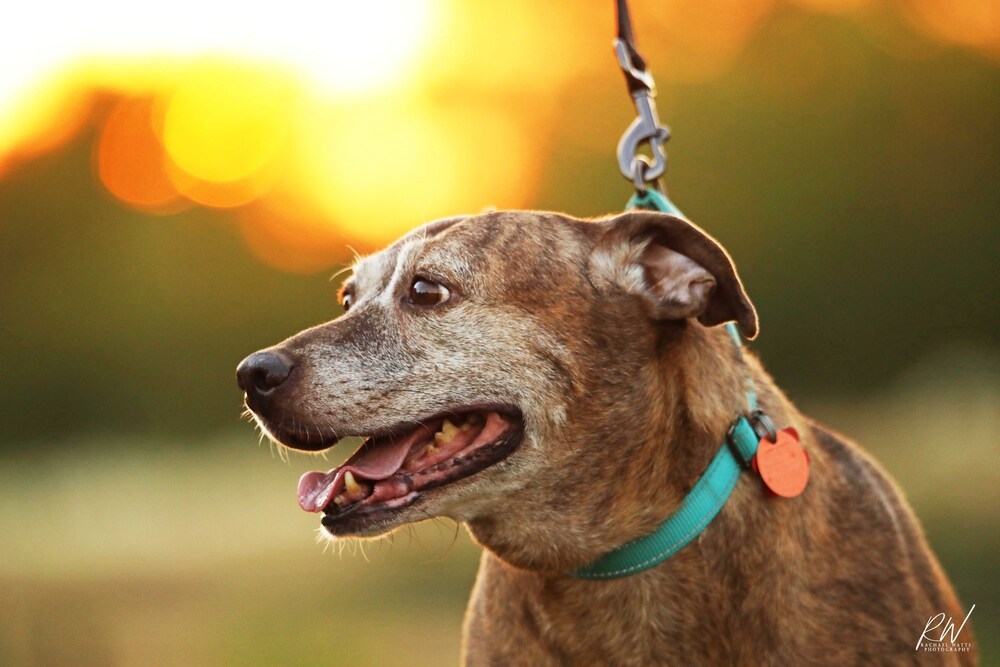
[243,210,975,665]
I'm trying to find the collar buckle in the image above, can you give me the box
[726,409,776,469]
[748,409,777,443]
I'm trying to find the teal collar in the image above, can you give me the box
[570,382,761,580]
[572,191,760,580]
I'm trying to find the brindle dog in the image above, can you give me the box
[237,210,975,665]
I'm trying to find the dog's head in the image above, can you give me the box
[238,210,755,570]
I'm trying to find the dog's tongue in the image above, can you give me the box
[297,427,429,512]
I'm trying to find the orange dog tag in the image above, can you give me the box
[754,427,809,498]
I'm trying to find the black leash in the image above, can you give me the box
[614,0,671,197]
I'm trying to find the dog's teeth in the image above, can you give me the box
[333,495,347,506]
[426,443,440,455]
[344,471,362,495]
[435,419,461,445]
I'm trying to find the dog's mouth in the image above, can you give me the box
[297,407,524,534]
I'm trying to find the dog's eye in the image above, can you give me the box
[408,277,450,307]
[342,293,354,311]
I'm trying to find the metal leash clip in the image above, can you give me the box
[614,0,670,193]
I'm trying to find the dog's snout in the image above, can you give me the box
[237,350,294,397]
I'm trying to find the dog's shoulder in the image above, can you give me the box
[803,419,967,629]
[805,418,916,535]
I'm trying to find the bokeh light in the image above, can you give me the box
[97,97,186,212]
[285,100,534,245]
[0,0,999,268]
[0,71,92,177]
[634,0,776,82]
[162,60,297,184]
[905,0,1000,56]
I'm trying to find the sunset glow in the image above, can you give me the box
[0,0,997,271]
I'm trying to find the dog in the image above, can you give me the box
[237,210,975,665]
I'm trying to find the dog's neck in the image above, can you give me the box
[467,323,771,575]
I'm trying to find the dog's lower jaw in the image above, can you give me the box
[464,493,675,576]
[462,443,703,575]
[461,332,751,575]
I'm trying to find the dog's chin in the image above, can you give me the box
[248,412,341,453]
[252,405,525,539]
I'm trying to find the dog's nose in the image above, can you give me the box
[237,350,294,396]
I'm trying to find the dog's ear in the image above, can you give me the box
[590,210,758,339]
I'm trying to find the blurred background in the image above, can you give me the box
[0,0,997,664]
